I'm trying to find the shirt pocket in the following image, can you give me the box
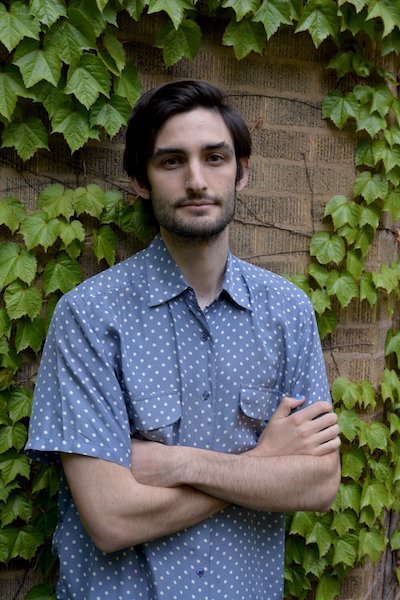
[238,386,281,446]
[131,391,181,444]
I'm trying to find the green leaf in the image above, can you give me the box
[0,309,11,339]
[308,263,330,288]
[65,54,111,109]
[333,482,362,513]
[15,316,46,354]
[353,171,388,204]
[332,532,358,567]
[305,522,333,558]
[29,0,67,27]
[331,509,359,537]
[0,1,40,52]
[222,18,266,59]
[327,50,354,79]
[326,270,358,308]
[355,139,375,168]
[341,447,366,481]
[346,249,364,279]
[156,19,202,67]
[0,65,30,122]
[99,29,126,75]
[372,262,399,294]
[92,225,116,266]
[0,493,32,526]
[310,288,331,315]
[51,106,97,153]
[38,184,75,220]
[310,232,346,265]
[323,195,360,230]
[0,196,26,233]
[359,422,389,453]
[11,525,43,560]
[67,0,105,40]
[0,242,37,290]
[2,117,49,161]
[42,254,82,295]
[359,203,380,231]
[353,225,374,256]
[315,573,340,600]
[302,544,328,578]
[222,0,259,21]
[289,511,317,537]
[322,91,359,128]
[73,184,105,218]
[390,529,400,551]
[366,0,400,37]
[6,387,32,422]
[24,583,56,600]
[356,105,387,137]
[252,0,293,39]
[90,94,132,136]
[125,0,148,20]
[148,0,194,29]
[58,219,86,248]
[358,380,376,410]
[296,0,339,48]
[13,38,61,88]
[384,189,400,222]
[389,412,400,436]
[337,409,361,442]
[0,451,30,485]
[332,377,357,408]
[360,272,377,306]
[381,368,400,403]
[4,281,42,320]
[113,61,141,106]
[358,527,387,563]
[385,330,400,367]
[316,309,337,339]
[0,422,27,453]
[32,464,59,496]
[45,19,95,64]
[20,211,59,251]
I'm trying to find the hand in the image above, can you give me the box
[131,438,187,488]
[252,396,340,458]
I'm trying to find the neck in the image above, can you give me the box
[160,228,229,309]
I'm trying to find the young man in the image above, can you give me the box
[26,80,340,599]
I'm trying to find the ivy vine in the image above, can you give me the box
[0,1,400,599]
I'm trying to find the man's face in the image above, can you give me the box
[140,107,248,242]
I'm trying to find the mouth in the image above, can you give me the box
[175,197,220,208]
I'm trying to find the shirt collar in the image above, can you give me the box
[145,235,251,311]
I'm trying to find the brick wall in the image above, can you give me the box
[0,14,398,600]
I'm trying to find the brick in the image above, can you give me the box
[235,193,313,232]
[252,128,311,162]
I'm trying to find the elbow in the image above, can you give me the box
[313,452,341,512]
[83,514,143,554]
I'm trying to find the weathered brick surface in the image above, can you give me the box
[0,14,398,600]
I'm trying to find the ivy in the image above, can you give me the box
[1,1,400,599]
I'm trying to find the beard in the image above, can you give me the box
[150,189,236,242]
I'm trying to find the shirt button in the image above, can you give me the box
[201,332,208,341]
[202,391,210,401]
[196,567,205,577]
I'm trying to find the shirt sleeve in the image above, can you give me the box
[25,293,131,468]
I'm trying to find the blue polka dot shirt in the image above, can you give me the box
[26,235,330,599]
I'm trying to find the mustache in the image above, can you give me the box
[174,194,223,207]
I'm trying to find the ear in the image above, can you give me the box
[131,178,151,200]
[236,158,250,192]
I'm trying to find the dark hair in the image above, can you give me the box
[123,79,252,187]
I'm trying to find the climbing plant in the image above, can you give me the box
[0,1,399,599]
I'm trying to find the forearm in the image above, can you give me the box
[61,454,227,553]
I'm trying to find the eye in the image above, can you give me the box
[207,154,225,164]
[161,156,183,169]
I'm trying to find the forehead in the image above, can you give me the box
[153,107,234,150]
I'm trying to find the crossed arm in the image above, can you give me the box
[61,395,341,553]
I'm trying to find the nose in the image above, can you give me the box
[185,161,207,193]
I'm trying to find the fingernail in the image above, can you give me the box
[294,394,304,400]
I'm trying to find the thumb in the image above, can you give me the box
[274,394,305,418]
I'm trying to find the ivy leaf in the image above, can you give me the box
[15,316,46,354]
[65,54,111,109]
[316,310,337,339]
[385,330,400,368]
[6,387,32,422]
[331,509,359,537]
[326,271,358,307]
[353,171,388,204]
[305,522,333,558]
[0,451,30,485]
[92,225,116,266]
[355,139,376,168]
[366,0,400,37]
[381,368,400,403]
[295,0,340,48]
[113,61,141,106]
[383,189,400,222]
[323,195,360,230]
[372,262,399,294]
[148,0,194,29]
[222,18,266,59]
[310,231,345,265]
[42,254,82,295]
[0,242,37,290]
[4,281,42,321]
[356,105,387,137]
[0,196,26,234]
[354,225,374,256]
[52,105,98,153]
[38,184,75,220]
[289,511,317,537]
[0,1,40,52]
[45,19,95,64]
[11,525,43,560]
[315,574,340,600]
[359,203,380,230]
[156,19,202,67]
[73,184,105,218]
[332,377,357,408]
[0,422,27,453]
[29,0,67,27]
[20,211,59,251]
[359,272,376,306]
[32,464,59,496]
[13,38,61,88]
[341,447,366,481]
[310,288,331,315]
[332,533,358,568]
[322,91,359,128]
[308,263,330,288]
[389,412,400,436]
[302,544,328,578]
[24,583,56,600]
[333,482,362,513]
[90,94,132,136]
[358,527,387,563]
[370,84,393,117]
[0,65,31,122]
[2,117,49,161]
[0,493,32,526]
[359,421,389,453]
[346,249,364,279]
[67,0,106,40]
[99,29,126,75]
[58,219,86,248]
[124,0,148,20]
[358,380,376,410]
[0,309,11,339]
[252,0,293,39]
[221,0,259,21]
[327,50,354,79]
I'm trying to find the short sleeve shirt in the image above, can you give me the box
[26,235,331,600]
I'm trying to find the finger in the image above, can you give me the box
[314,434,341,456]
[275,394,305,417]
[297,400,334,421]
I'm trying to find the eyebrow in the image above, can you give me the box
[151,141,234,160]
